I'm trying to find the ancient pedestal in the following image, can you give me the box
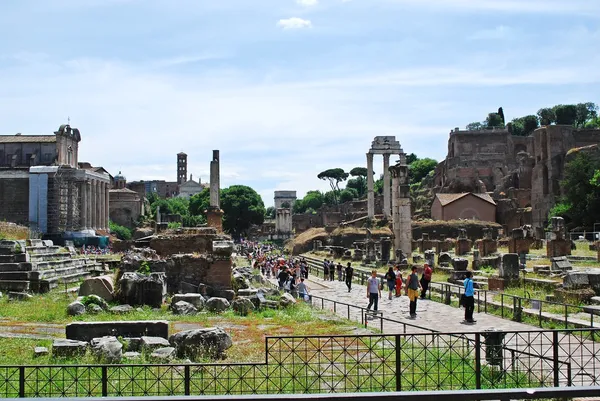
[546,216,571,258]
[380,238,391,263]
[206,207,224,232]
[499,254,519,280]
[472,249,480,270]
[438,252,452,266]
[456,239,472,256]
[365,241,376,263]
[424,250,435,267]
[353,249,363,261]
[547,239,572,258]
[488,277,506,291]
[438,239,453,253]
[419,234,438,253]
[476,239,498,257]
[390,155,412,258]
[508,238,533,254]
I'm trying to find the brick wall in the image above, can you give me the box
[0,175,29,225]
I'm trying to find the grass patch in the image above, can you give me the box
[0,222,28,240]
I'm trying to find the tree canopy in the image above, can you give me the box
[221,185,266,239]
[549,151,600,230]
[409,158,437,184]
[317,168,349,205]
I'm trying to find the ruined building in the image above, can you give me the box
[109,171,144,229]
[433,125,600,236]
[0,124,111,238]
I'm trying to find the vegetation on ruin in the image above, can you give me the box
[549,150,600,230]
[109,220,132,241]
[465,102,598,136]
[0,222,29,240]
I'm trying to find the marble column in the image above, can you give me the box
[80,181,88,230]
[367,152,374,219]
[383,153,391,219]
[105,182,110,230]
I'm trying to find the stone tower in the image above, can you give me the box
[390,154,412,259]
[177,152,187,185]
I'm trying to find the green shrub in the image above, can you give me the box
[109,220,132,240]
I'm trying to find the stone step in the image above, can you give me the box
[0,262,33,272]
[0,254,28,263]
[35,264,100,281]
[28,252,74,263]
[33,259,89,271]
[25,246,61,255]
[0,272,29,281]
[0,280,30,292]
[41,271,96,292]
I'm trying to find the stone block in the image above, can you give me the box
[66,320,169,342]
[438,252,452,266]
[508,238,533,254]
[499,254,519,280]
[550,256,572,272]
[79,275,115,302]
[141,336,171,351]
[52,339,88,358]
[34,347,49,357]
[90,336,123,363]
[452,258,468,271]
[117,272,166,308]
[169,327,233,360]
[563,271,590,288]
[488,277,506,291]
[172,293,205,310]
[151,347,176,361]
[476,239,498,257]
[481,256,501,270]
[554,287,595,304]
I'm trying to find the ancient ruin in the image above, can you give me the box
[206,150,224,232]
[366,136,403,220]
[389,154,412,259]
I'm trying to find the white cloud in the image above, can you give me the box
[277,17,312,29]
[297,0,318,6]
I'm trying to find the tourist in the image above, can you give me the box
[384,266,396,300]
[420,263,433,299]
[329,262,336,281]
[463,271,476,323]
[337,262,343,281]
[394,265,403,297]
[298,277,310,301]
[278,267,289,291]
[407,266,422,318]
[344,262,354,292]
[323,260,329,280]
[366,270,381,312]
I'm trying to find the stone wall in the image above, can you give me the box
[412,221,501,241]
[109,190,142,229]
[148,229,219,257]
[0,171,29,225]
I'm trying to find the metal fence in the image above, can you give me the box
[1,329,598,398]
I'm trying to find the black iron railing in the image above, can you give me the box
[1,328,598,398]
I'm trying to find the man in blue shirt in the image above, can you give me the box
[463,271,476,323]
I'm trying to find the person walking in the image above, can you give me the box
[463,271,476,323]
[337,263,343,281]
[323,260,329,280]
[394,265,403,297]
[329,262,336,281]
[407,266,422,318]
[420,263,433,299]
[297,278,310,301]
[384,266,396,300]
[366,270,381,312]
[344,262,354,292]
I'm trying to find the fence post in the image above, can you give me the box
[102,366,108,397]
[395,334,402,391]
[185,365,190,395]
[19,366,25,398]
[553,331,560,387]
[475,333,481,390]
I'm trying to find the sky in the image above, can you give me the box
[1,0,599,207]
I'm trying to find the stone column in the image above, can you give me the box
[66,182,74,230]
[81,180,88,229]
[367,152,374,219]
[99,182,104,230]
[383,153,391,219]
[95,180,101,230]
[105,182,110,230]
[390,155,412,257]
[207,149,224,232]
[90,179,96,229]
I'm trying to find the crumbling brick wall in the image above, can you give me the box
[0,173,29,225]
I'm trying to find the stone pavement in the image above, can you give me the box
[299,274,551,334]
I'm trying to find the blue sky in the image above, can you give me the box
[1,0,599,206]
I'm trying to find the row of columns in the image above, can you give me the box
[80,179,110,231]
[366,152,393,220]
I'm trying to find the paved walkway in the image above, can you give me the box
[297,274,542,334]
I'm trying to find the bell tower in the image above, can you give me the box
[177,152,187,184]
